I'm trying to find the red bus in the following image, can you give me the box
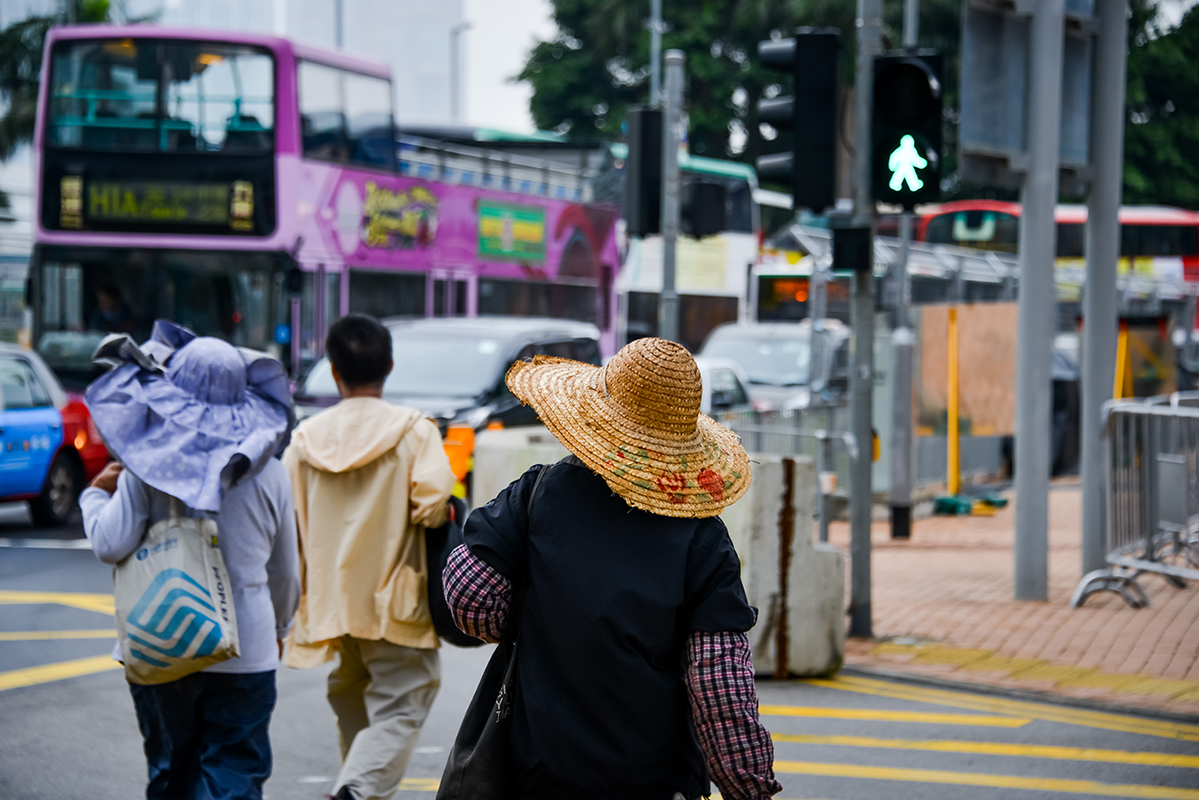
[916,200,1199,281]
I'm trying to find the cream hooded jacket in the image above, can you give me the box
[281,397,454,667]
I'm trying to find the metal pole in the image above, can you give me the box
[1082,0,1129,575]
[658,50,684,344]
[1014,0,1065,601]
[903,0,919,48]
[890,0,918,535]
[947,305,961,496]
[450,23,472,125]
[334,0,344,48]
[650,0,663,106]
[849,0,882,638]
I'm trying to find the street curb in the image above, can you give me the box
[839,664,1199,725]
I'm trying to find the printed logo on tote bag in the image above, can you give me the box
[124,568,229,668]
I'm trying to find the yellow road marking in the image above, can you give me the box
[0,590,114,615]
[399,778,440,791]
[760,704,1027,727]
[772,733,1199,768]
[0,629,117,641]
[774,760,1199,799]
[0,654,121,692]
[808,675,1199,741]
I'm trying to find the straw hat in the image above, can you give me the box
[506,337,750,518]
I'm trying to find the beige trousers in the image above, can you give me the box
[327,636,441,800]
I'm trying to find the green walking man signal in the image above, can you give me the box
[872,51,942,207]
[888,134,928,193]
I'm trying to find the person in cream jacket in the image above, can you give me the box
[282,315,454,800]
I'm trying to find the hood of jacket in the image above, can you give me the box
[288,397,426,473]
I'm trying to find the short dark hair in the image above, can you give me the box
[326,315,393,387]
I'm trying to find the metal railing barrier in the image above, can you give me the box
[1071,393,1199,608]
[716,404,856,543]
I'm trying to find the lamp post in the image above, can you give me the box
[450,22,473,125]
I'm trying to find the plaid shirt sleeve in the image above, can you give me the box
[685,631,782,800]
[443,543,512,643]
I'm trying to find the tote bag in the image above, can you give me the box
[113,497,240,685]
[437,464,548,800]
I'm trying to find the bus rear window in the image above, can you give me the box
[924,210,1019,253]
[49,39,274,154]
[1121,225,1199,257]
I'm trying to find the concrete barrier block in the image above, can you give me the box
[730,455,845,678]
[472,426,569,507]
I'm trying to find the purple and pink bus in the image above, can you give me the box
[31,26,620,387]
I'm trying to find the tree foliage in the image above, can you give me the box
[0,0,112,162]
[520,0,1199,208]
[1124,2,1199,208]
[518,1,958,179]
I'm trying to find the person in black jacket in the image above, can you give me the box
[443,337,781,800]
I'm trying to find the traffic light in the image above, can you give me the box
[755,28,840,214]
[625,105,662,237]
[872,52,943,208]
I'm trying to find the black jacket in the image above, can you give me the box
[464,456,756,800]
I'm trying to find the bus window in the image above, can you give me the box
[1056,222,1085,258]
[924,210,1019,253]
[348,270,426,318]
[478,278,598,323]
[626,291,738,352]
[49,40,274,153]
[36,249,281,389]
[299,61,394,169]
[1121,225,1199,257]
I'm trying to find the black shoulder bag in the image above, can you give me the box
[426,495,486,648]
[436,464,549,800]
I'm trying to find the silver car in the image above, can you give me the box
[698,320,850,411]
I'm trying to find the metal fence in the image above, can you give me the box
[716,404,856,541]
[1071,394,1199,608]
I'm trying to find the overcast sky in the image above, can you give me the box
[463,0,555,133]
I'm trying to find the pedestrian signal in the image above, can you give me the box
[872,52,942,208]
[754,28,840,213]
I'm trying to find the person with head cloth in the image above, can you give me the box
[443,337,782,800]
[80,320,299,800]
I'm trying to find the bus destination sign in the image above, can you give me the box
[59,177,255,231]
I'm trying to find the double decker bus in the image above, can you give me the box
[31,26,619,387]
[916,200,1199,281]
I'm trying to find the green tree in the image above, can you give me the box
[1123,2,1199,208]
[0,0,113,162]
[518,1,966,191]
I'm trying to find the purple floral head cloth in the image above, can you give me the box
[85,320,294,512]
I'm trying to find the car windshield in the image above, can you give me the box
[302,333,505,399]
[702,333,811,387]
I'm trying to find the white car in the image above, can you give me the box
[698,320,850,411]
[694,357,753,415]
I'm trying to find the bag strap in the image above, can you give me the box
[168,495,182,521]
[502,464,550,646]
[525,463,550,524]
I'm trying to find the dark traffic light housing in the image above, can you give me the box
[872,52,943,208]
[755,28,840,214]
[625,105,663,237]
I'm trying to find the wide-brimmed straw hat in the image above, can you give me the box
[506,337,750,518]
[86,320,294,512]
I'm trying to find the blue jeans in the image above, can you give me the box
[129,670,277,800]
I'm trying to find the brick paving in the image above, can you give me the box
[827,480,1199,714]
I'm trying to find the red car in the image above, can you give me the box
[0,344,108,526]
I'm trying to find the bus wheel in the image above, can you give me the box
[31,455,80,528]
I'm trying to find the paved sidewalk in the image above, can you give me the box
[827,480,1199,715]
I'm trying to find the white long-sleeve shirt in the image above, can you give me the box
[80,459,300,674]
